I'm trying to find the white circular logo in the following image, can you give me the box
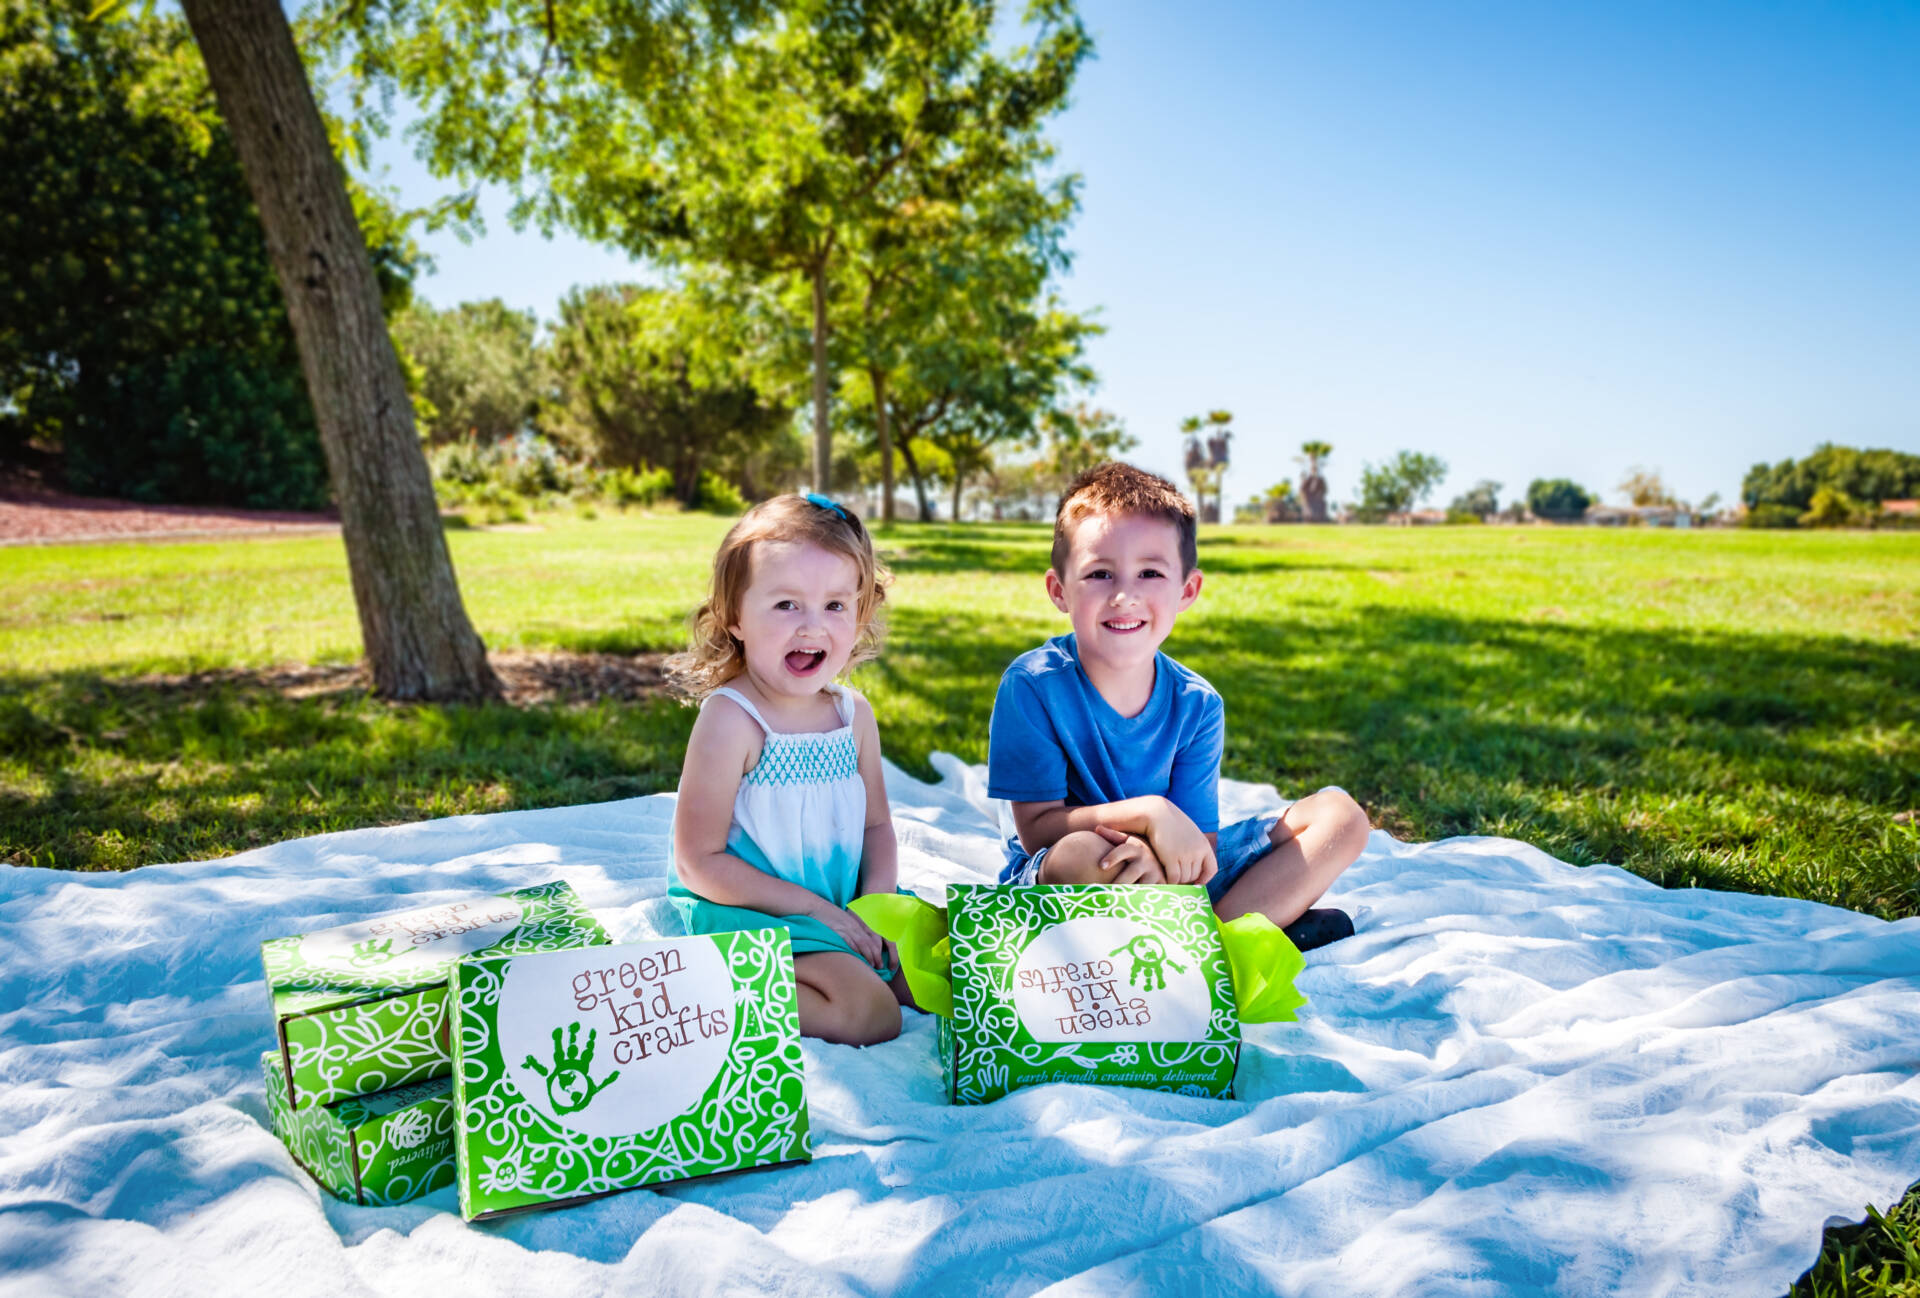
[1011,916,1210,1043]
[497,939,735,1140]
[298,896,525,977]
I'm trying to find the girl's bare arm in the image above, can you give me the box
[852,693,898,897]
[672,699,838,920]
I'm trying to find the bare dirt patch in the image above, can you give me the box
[130,650,671,707]
[0,481,339,546]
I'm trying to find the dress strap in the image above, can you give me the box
[707,686,772,735]
[826,682,859,727]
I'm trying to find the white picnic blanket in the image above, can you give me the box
[2,757,1917,1298]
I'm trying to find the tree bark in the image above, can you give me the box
[871,367,895,525]
[180,0,498,701]
[898,438,935,522]
[951,468,963,525]
[810,262,831,493]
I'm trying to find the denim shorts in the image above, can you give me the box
[997,814,1281,903]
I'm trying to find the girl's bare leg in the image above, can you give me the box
[794,951,902,1045]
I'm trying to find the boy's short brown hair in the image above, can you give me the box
[1051,461,1199,576]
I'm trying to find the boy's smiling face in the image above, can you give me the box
[1046,510,1203,681]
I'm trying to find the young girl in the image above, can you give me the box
[667,493,912,1046]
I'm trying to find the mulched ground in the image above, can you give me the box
[131,651,671,707]
[0,481,339,546]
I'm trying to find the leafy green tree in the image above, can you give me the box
[1352,450,1447,522]
[1800,486,1868,529]
[326,0,1090,494]
[393,299,547,444]
[1041,405,1135,502]
[840,143,1087,523]
[0,0,380,507]
[1742,443,1920,511]
[1447,479,1501,519]
[1527,477,1596,521]
[542,284,797,503]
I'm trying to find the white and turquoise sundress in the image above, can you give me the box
[669,683,887,972]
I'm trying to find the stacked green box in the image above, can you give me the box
[941,883,1242,1104]
[261,1051,457,1206]
[261,880,611,1111]
[450,927,811,1220]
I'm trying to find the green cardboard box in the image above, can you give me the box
[450,928,811,1220]
[260,1050,456,1206]
[941,883,1242,1104]
[262,880,611,1110]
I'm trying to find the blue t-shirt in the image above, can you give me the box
[986,635,1226,861]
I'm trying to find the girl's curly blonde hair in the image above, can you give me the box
[665,494,890,701]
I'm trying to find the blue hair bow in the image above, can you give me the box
[805,492,852,523]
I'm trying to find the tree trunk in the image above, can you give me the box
[810,262,831,493]
[871,367,895,525]
[180,0,498,701]
[898,438,935,522]
[951,469,963,525]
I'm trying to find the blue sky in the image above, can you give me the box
[365,1,1920,512]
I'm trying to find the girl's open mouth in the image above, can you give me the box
[784,649,827,675]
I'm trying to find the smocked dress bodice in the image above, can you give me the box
[668,684,877,964]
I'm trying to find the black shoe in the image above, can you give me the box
[1283,908,1353,953]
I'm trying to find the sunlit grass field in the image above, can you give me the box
[2,512,1917,1292]
[4,515,1914,915]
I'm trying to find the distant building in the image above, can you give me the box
[1585,504,1696,528]
[1882,499,1918,518]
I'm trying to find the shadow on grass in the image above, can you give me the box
[0,674,697,871]
[870,604,1920,921]
[5,603,1916,916]
[878,527,1398,578]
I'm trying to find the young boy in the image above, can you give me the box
[986,461,1369,950]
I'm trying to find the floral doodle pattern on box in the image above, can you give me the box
[945,884,1240,1104]
[263,881,611,1109]
[451,927,811,1220]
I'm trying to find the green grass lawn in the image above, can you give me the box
[2,512,1917,1292]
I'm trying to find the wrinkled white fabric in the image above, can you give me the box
[2,756,1916,1298]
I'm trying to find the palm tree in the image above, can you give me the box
[1180,411,1234,523]
[1297,440,1333,523]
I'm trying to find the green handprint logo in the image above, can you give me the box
[347,937,400,970]
[523,1022,621,1115]
[1110,933,1186,992]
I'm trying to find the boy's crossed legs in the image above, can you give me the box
[1036,788,1371,939]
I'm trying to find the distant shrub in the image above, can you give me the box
[1742,503,1801,529]
[694,471,748,515]
[1445,510,1486,525]
[1800,487,1870,529]
[597,465,674,509]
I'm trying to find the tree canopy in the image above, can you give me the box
[0,0,413,507]
[1527,477,1595,521]
[1352,450,1447,522]
[1742,443,1920,511]
[542,284,799,502]
[392,298,546,445]
[322,0,1091,494]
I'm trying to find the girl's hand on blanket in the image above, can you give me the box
[814,902,888,969]
[1095,828,1168,885]
[1146,802,1217,886]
